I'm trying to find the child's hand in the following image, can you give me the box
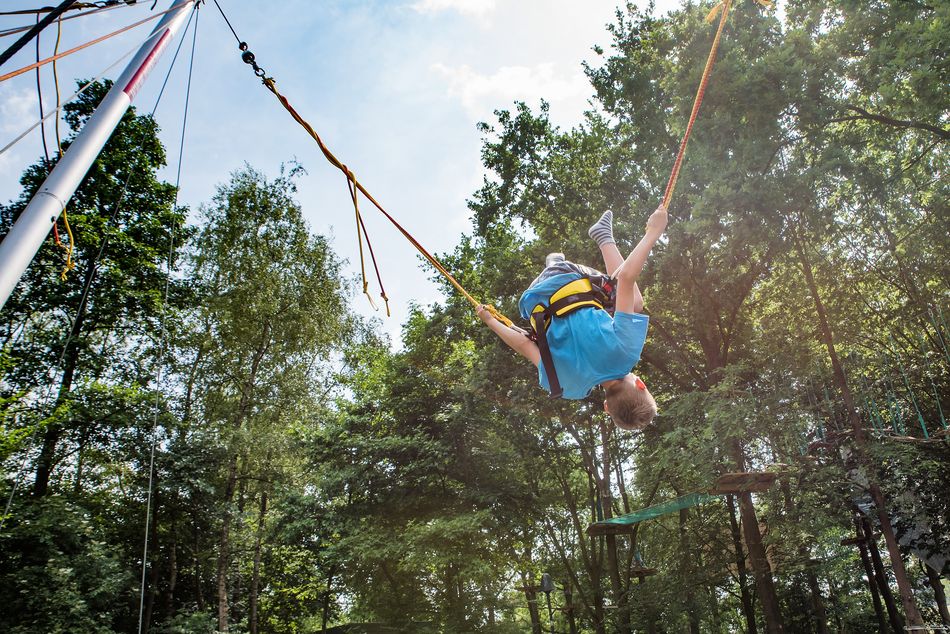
[476,304,495,325]
[646,205,668,234]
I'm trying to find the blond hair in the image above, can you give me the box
[605,381,657,430]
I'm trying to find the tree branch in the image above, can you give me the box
[832,105,950,140]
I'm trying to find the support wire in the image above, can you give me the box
[136,5,198,632]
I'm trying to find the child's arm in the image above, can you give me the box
[477,305,541,366]
[614,205,667,314]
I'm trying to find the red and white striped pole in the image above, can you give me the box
[0,0,198,311]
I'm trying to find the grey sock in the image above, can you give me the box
[588,210,615,247]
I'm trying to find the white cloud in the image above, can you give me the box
[0,85,44,191]
[430,62,590,122]
[410,0,497,18]
[0,86,36,135]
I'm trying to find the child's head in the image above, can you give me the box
[604,374,656,430]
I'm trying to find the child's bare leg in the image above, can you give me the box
[599,242,624,277]
[590,210,643,311]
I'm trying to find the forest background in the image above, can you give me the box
[0,1,948,633]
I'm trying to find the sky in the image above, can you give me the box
[0,0,681,344]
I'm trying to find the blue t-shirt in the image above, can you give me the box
[519,272,649,399]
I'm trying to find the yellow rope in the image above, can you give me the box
[343,166,379,312]
[52,13,75,281]
[57,211,75,280]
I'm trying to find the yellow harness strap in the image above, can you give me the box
[531,278,605,330]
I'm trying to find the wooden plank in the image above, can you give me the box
[710,471,778,494]
[630,566,658,578]
[586,522,636,537]
[890,435,925,443]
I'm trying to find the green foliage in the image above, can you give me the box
[1,80,190,393]
[0,497,130,633]
[0,1,947,632]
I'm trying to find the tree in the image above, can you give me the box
[180,164,351,632]
[0,80,189,498]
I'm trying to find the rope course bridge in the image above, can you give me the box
[586,470,782,537]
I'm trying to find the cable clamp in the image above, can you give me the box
[238,41,267,78]
[38,190,67,214]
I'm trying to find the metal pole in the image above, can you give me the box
[0,0,80,69]
[0,0,197,312]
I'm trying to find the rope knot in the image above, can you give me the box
[485,304,513,328]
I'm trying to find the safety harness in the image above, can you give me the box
[528,275,616,399]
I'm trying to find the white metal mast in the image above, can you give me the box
[0,0,198,311]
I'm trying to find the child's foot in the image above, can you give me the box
[588,210,615,247]
[545,252,565,268]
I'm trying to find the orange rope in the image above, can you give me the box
[661,0,772,208]
[0,0,193,84]
[260,76,513,327]
[662,0,732,208]
[240,0,768,325]
[344,166,387,314]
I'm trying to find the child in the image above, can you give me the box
[477,205,668,430]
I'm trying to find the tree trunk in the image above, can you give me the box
[566,425,606,634]
[524,583,543,634]
[709,582,723,632]
[142,548,161,634]
[805,569,829,634]
[215,326,270,632]
[679,506,700,634]
[826,577,844,631]
[644,597,659,634]
[33,252,96,496]
[33,425,62,497]
[781,479,827,634]
[165,517,178,620]
[737,489,783,633]
[853,516,888,632]
[925,562,950,625]
[142,474,161,634]
[863,517,904,632]
[249,490,267,634]
[795,233,924,627]
[194,506,205,611]
[565,581,579,634]
[730,440,783,633]
[599,421,631,634]
[321,565,336,632]
[727,494,758,634]
[216,453,239,632]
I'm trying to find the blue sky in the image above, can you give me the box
[1,0,679,343]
